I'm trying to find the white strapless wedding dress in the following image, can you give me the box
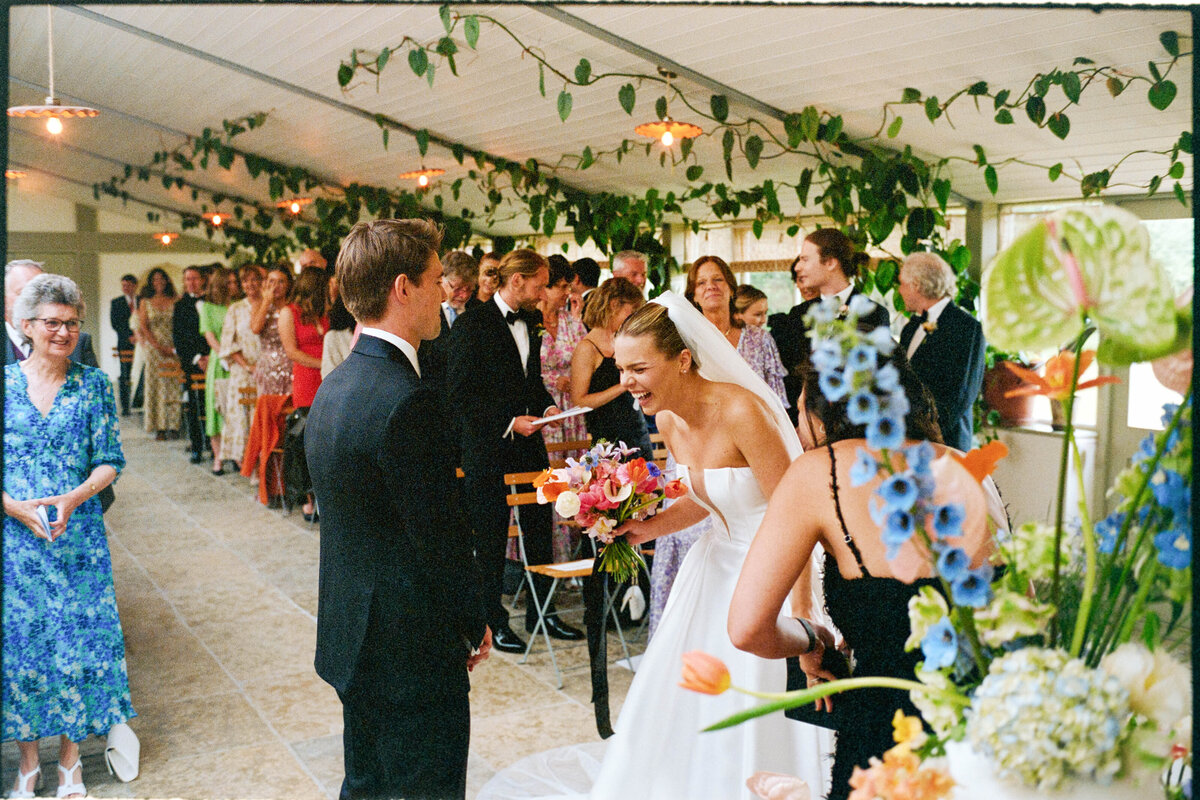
[478,465,833,800]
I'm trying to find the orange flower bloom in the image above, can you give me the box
[664,479,688,500]
[533,469,568,502]
[1003,350,1120,402]
[949,440,1008,486]
[679,651,731,695]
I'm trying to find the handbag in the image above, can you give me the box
[782,650,853,732]
[104,722,139,782]
[99,484,116,513]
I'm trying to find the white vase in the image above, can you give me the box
[945,741,1150,800]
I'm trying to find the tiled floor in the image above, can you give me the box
[2,420,643,799]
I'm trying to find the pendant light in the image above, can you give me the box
[399,167,445,188]
[635,69,701,147]
[7,7,100,135]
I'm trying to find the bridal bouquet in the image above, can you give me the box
[534,439,686,583]
[687,206,1193,799]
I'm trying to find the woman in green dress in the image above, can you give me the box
[199,266,239,475]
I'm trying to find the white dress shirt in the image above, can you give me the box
[907,296,951,359]
[5,320,29,359]
[493,294,529,375]
[360,327,421,378]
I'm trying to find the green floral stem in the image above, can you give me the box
[703,677,969,732]
[1067,431,1098,658]
[1114,559,1160,646]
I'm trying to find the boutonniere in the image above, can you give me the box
[922,320,938,333]
[837,304,850,318]
[534,323,547,339]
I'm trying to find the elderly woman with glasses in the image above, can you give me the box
[2,274,132,799]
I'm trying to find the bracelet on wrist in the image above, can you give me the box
[795,617,819,655]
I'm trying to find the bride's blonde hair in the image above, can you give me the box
[617,301,700,370]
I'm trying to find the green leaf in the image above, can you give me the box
[752,218,763,239]
[557,90,573,122]
[376,47,390,72]
[436,36,457,57]
[994,109,1014,125]
[887,116,903,138]
[906,207,935,240]
[579,146,594,170]
[1048,163,1063,182]
[993,89,1010,109]
[686,164,703,182]
[799,106,820,141]
[1169,161,1185,179]
[464,15,479,49]
[722,129,735,180]
[542,206,557,237]
[574,58,591,85]
[796,168,813,207]
[439,4,452,34]
[1106,77,1124,97]
[1073,57,1095,66]
[538,63,545,97]
[973,144,987,165]
[966,81,988,96]
[408,47,428,77]
[1148,80,1177,110]
[1080,169,1110,197]
[268,174,284,199]
[1173,181,1187,206]
[1161,30,1180,57]
[784,113,804,148]
[1062,72,1082,104]
[710,94,729,122]
[786,224,800,237]
[618,83,636,115]
[1148,175,1162,196]
[984,165,998,195]
[932,178,950,210]
[655,96,668,121]
[680,138,693,159]
[1179,131,1193,154]
[900,87,921,103]
[1047,112,1070,140]
[823,115,843,143]
[426,61,436,88]
[451,143,464,164]
[744,135,764,169]
[924,96,941,123]
[416,128,429,156]
[337,63,353,87]
[1025,96,1046,125]
[874,259,898,293]
[1148,60,1163,83]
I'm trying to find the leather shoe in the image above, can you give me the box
[531,616,585,641]
[189,453,203,464]
[491,626,527,654]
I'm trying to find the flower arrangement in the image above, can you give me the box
[534,439,686,583]
[685,206,1193,798]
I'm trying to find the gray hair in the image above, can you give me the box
[611,250,646,273]
[441,250,479,284]
[13,274,84,343]
[901,252,957,300]
[6,259,44,277]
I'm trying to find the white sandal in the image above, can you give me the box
[7,763,40,799]
[55,760,86,799]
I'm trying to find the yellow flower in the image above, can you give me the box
[892,710,924,746]
[679,651,731,695]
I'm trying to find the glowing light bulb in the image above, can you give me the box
[161,234,172,245]
[45,116,63,135]
[290,201,301,214]
[211,214,223,226]
[661,130,674,147]
[418,174,429,187]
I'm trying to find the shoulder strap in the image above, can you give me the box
[827,443,871,578]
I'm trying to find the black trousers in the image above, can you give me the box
[463,471,555,631]
[338,617,470,800]
[182,370,207,457]
[116,347,132,415]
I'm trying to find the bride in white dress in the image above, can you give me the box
[479,293,832,800]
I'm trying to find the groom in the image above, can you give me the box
[306,219,490,800]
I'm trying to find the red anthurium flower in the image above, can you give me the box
[1004,350,1120,402]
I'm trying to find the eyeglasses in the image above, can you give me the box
[33,318,83,333]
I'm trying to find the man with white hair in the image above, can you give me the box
[609,250,648,291]
[5,260,97,367]
[897,252,986,451]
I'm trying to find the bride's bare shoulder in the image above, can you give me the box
[712,381,773,421]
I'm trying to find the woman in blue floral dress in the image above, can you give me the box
[2,275,132,799]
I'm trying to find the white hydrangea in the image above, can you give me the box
[965,647,1132,790]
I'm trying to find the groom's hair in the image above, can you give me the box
[618,302,699,370]
[336,219,443,323]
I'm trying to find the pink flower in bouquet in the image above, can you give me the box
[664,479,688,500]
[578,482,609,513]
[847,744,954,800]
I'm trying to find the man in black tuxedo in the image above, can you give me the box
[897,252,986,451]
[770,231,891,424]
[417,251,477,382]
[5,260,97,367]
[307,219,490,800]
[110,274,137,415]
[446,250,585,653]
[173,265,210,463]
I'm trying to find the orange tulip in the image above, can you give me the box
[679,651,731,695]
[949,440,1008,486]
[664,479,688,500]
[1003,350,1120,402]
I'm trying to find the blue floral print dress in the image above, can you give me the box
[3,362,135,742]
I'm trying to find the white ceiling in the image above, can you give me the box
[6,2,1193,243]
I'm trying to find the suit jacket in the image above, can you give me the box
[110,295,135,349]
[899,301,986,452]
[5,331,96,367]
[172,294,209,375]
[446,299,555,477]
[772,289,891,419]
[306,334,486,695]
[417,311,452,384]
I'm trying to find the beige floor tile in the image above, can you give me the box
[125,741,326,800]
[242,670,343,743]
[138,544,259,589]
[291,733,343,798]
[469,659,574,721]
[198,610,318,685]
[126,692,274,762]
[471,700,602,769]
[167,579,296,630]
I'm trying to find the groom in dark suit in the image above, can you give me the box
[110,274,138,415]
[306,219,490,800]
[446,249,585,654]
[897,252,986,451]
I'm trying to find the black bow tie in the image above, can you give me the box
[914,311,928,323]
[505,309,529,325]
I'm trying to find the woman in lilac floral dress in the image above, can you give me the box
[3,275,131,799]
[648,256,789,636]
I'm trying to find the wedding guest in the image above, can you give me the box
[5,260,97,368]
[734,284,769,329]
[321,294,356,379]
[137,268,180,440]
[199,266,238,475]
[173,265,211,464]
[3,274,132,800]
[218,264,265,471]
[279,267,329,520]
[610,250,648,291]
[109,274,138,415]
[296,247,327,271]
[771,231,890,424]
[570,256,601,320]
[571,277,652,460]
[247,263,294,508]
[538,256,588,562]
[474,252,501,306]
[447,249,585,653]
[418,251,477,382]
[729,350,1001,800]
[307,218,489,800]
[898,252,986,452]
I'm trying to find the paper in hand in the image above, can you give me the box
[529,406,591,428]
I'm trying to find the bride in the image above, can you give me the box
[479,292,832,800]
